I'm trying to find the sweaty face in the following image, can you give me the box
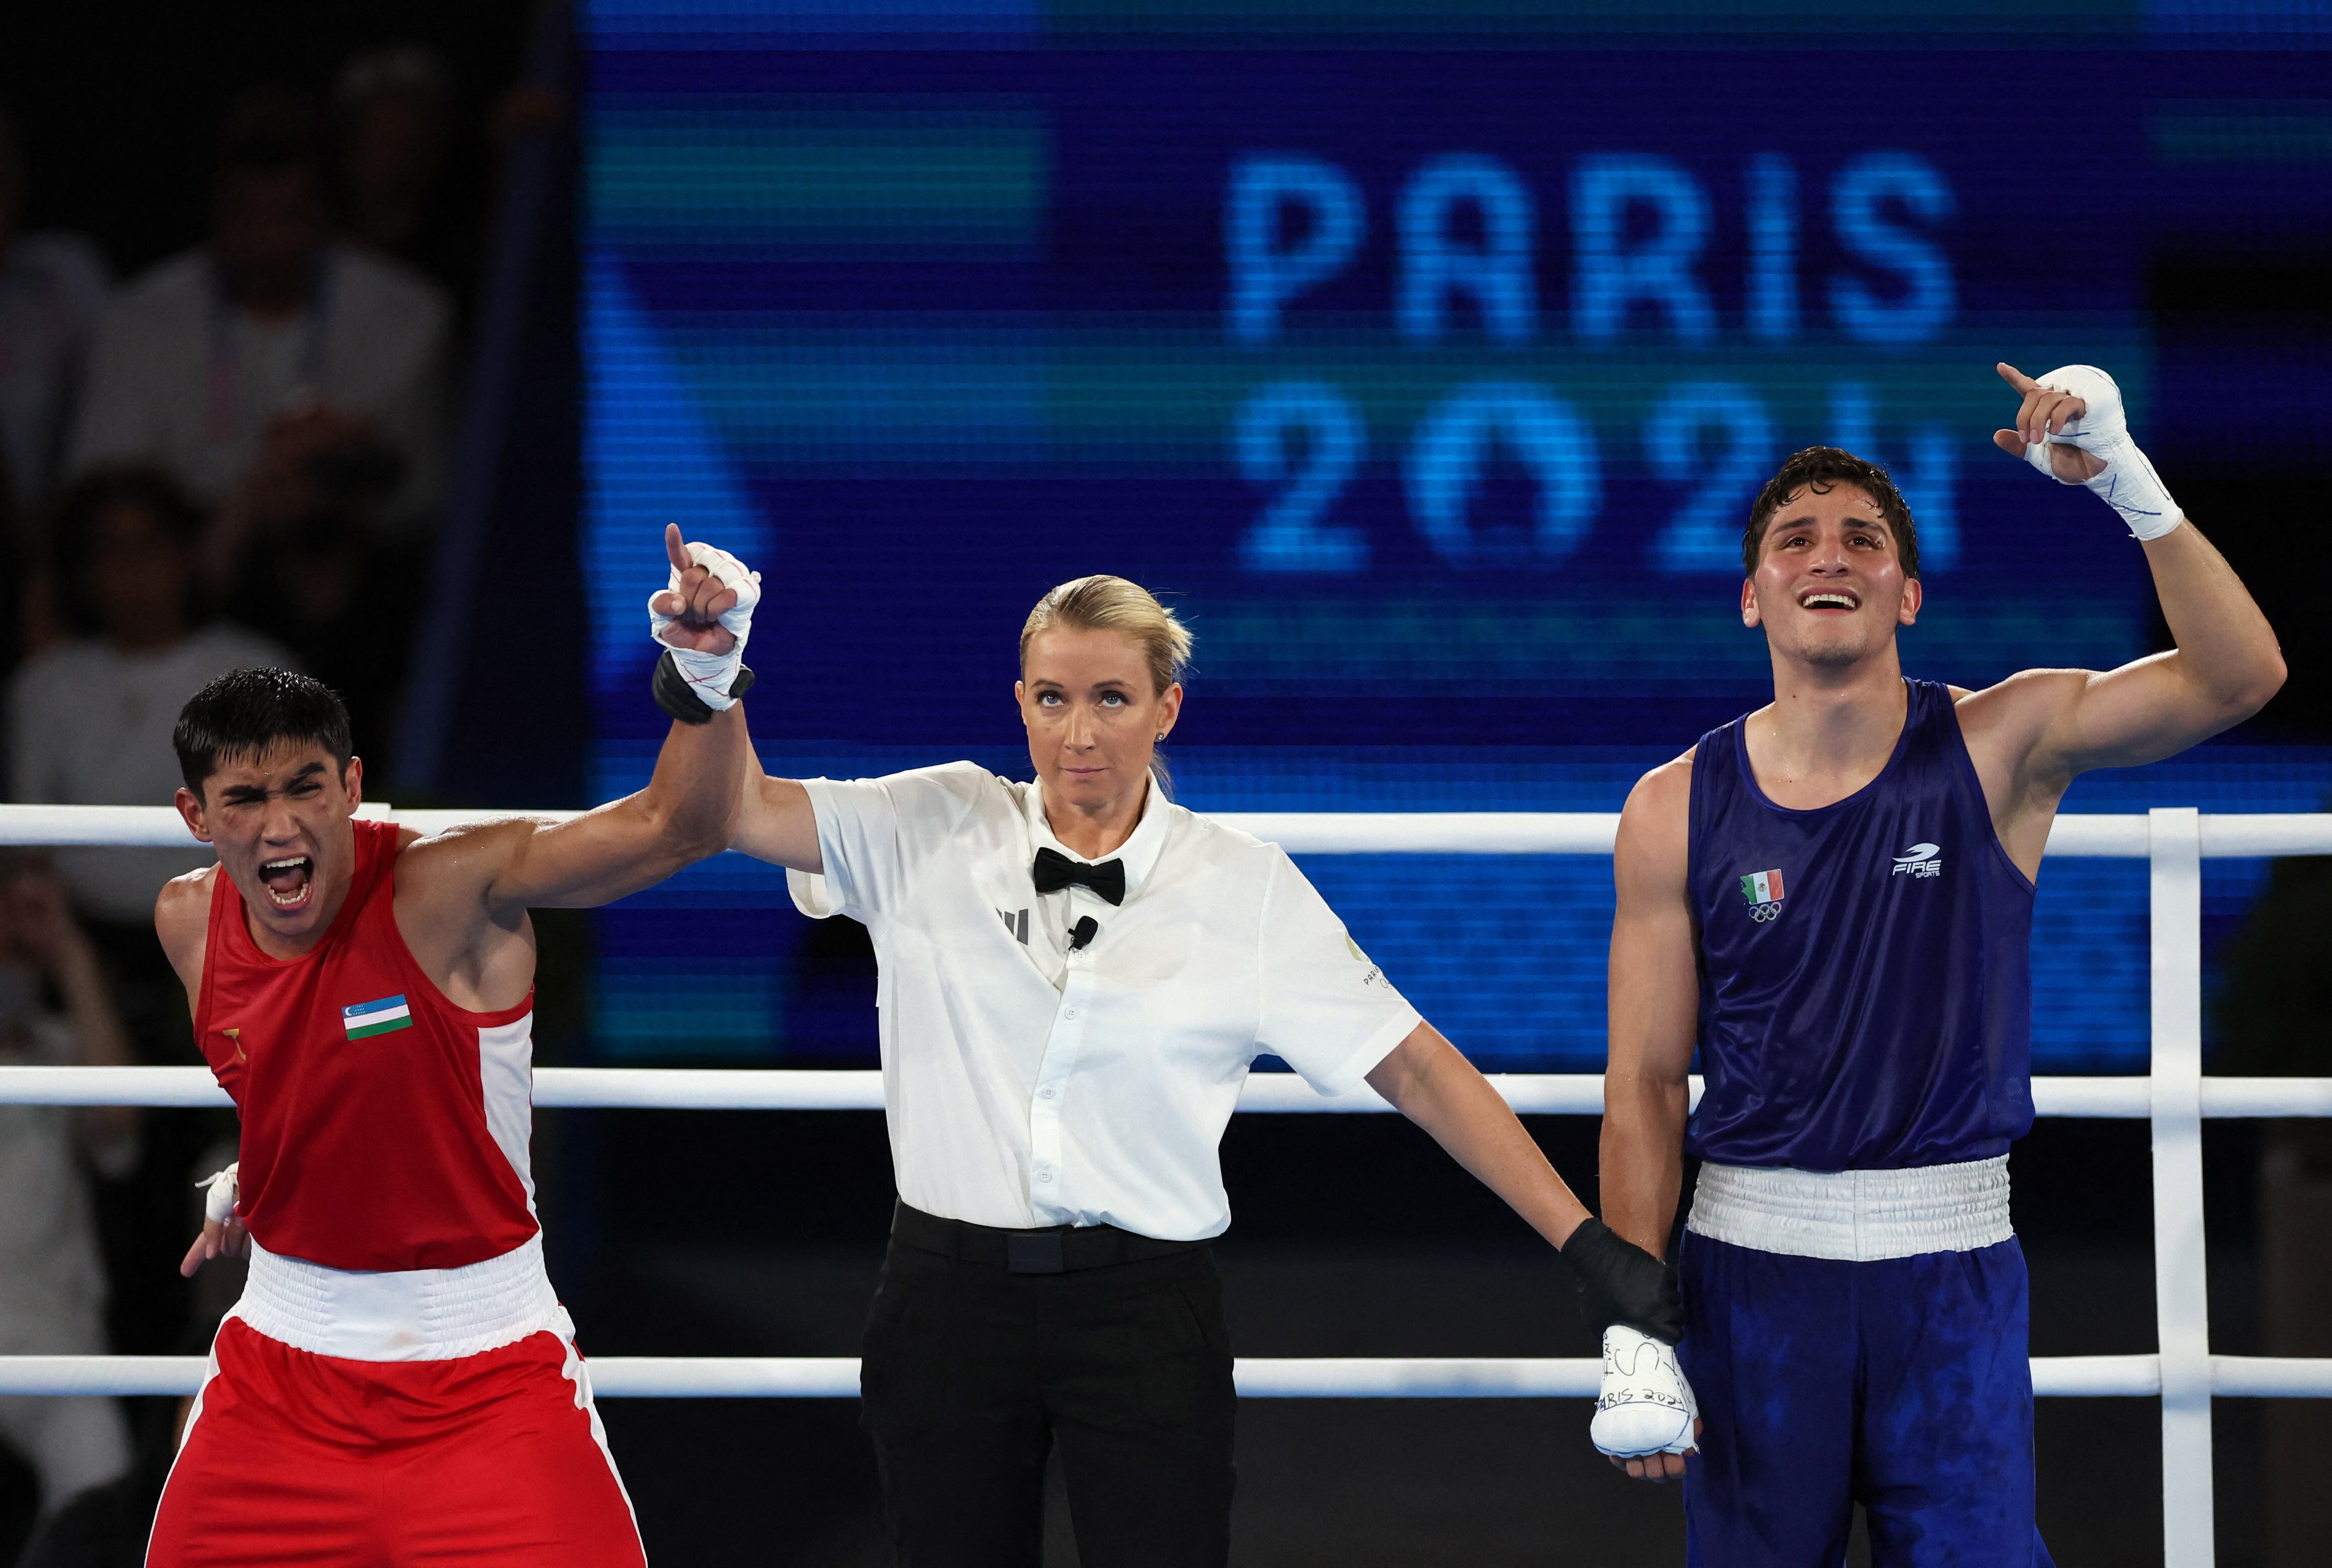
[1017,627,1180,820]
[176,743,362,951]
[1743,485,1918,669]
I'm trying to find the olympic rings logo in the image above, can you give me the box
[1748,904,1785,923]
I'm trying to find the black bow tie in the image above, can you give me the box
[1032,848,1126,906]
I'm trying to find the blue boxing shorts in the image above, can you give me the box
[1677,1168,2056,1566]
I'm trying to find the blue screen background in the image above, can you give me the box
[578,0,2332,1072]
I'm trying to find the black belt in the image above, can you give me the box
[890,1201,1206,1275]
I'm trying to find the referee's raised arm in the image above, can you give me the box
[732,746,820,873]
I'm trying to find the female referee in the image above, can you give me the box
[720,575,1673,1567]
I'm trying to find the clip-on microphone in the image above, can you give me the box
[1068,916,1100,952]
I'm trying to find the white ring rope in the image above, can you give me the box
[5,803,2332,857]
[3,1352,2325,1401]
[7,1065,2332,1119]
[6,808,2329,1455]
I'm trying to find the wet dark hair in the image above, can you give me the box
[173,668,353,797]
[1743,446,1920,581]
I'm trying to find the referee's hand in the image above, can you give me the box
[1560,1216,1681,1341]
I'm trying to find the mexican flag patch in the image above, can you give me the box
[1738,869,1785,906]
[342,995,413,1040]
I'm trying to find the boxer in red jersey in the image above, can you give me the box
[145,526,757,1567]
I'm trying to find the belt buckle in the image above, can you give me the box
[1007,1232,1066,1274]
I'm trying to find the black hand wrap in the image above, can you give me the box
[652,648,756,725]
[1561,1216,1683,1343]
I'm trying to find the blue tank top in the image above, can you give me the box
[1684,679,2035,1171]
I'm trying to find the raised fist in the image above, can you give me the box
[648,523,748,656]
[1991,363,2106,484]
[1991,361,2183,540]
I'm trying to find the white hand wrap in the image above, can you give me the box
[647,541,763,710]
[1591,1323,1698,1458]
[2022,365,2183,541]
[198,1162,239,1226]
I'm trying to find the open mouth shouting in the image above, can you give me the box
[258,856,316,912]
[1799,589,1861,615]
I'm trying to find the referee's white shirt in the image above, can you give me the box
[787,763,1422,1240]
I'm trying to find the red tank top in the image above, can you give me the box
[195,817,539,1271]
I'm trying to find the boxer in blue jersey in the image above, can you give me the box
[1593,363,2286,1565]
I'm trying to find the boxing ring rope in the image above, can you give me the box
[1,804,2326,1566]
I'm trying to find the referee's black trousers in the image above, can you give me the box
[859,1205,1237,1567]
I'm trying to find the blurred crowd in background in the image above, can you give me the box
[0,29,550,1565]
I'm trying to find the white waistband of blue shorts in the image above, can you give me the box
[232,1232,562,1361]
[1684,1156,2013,1262]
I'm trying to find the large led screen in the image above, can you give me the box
[582,0,2332,1070]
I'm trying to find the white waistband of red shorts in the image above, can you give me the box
[231,1231,563,1361]
[1685,1156,2013,1262]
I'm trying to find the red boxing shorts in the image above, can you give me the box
[148,1237,646,1567]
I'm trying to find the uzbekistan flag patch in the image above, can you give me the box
[343,995,413,1039]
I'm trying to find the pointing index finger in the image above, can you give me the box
[1996,361,2037,394]
[663,522,692,576]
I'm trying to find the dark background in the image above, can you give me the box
[0,5,532,286]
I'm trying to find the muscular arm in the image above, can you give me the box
[483,705,749,913]
[155,869,212,1009]
[405,518,760,933]
[409,706,750,927]
[2051,520,2282,763]
[156,867,246,1276]
[1986,516,2280,761]
[1365,1020,1590,1249]
[1599,756,1699,1261]
[1962,525,2285,869]
[732,745,822,872]
[1962,370,2286,863]
[393,707,750,1011]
